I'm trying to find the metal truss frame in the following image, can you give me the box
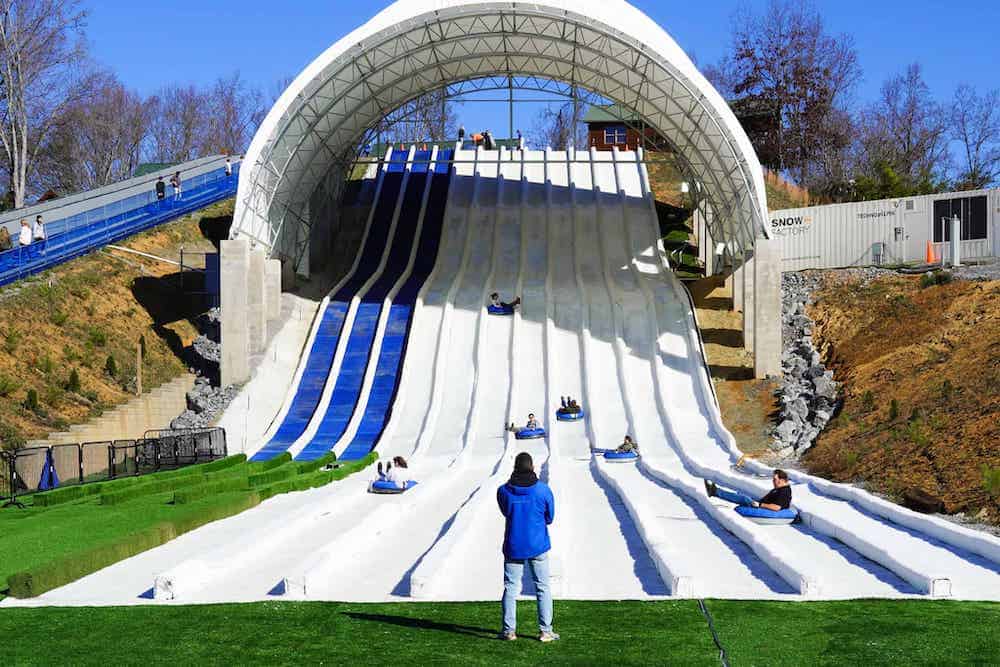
[234,2,768,274]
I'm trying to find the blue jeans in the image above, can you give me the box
[502,551,552,634]
[716,487,756,507]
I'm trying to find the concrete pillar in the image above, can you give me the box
[742,250,755,353]
[248,248,267,353]
[265,258,282,321]
[732,253,745,313]
[753,239,781,378]
[220,239,250,386]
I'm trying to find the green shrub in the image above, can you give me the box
[296,452,337,475]
[3,327,22,354]
[7,492,261,598]
[920,270,954,289]
[88,328,107,347]
[860,390,875,413]
[99,473,206,506]
[35,355,54,375]
[173,476,250,504]
[249,464,297,488]
[23,388,40,413]
[0,422,26,449]
[50,310,69,327]
[0,372,21,397]
[104,355,118,378]
[32,484,88,507]
[983,466,1000,500]
[888,399,900,421]
[249,452,292,473]
[920,273,936,289]
[66,368,81,393]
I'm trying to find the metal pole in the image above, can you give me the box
[508,75,514,143]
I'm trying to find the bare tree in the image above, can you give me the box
[707,0,860,188]
[530,98,587,150]
[146,84,208,163]
[374,88,458,147]
[37,70,153,192]
[0,0,87,208]
[201,71,265,156]
[855,63,949,196]
[951,84,1000,190]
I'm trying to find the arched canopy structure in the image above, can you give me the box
[233,0,770,274]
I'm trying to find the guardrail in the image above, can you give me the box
[0,165,239,288]
[0,427,227,508]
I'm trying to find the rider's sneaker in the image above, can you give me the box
[538,631,560,643]
[498,631,517,641]
[703,479,717,497]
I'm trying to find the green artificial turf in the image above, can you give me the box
[0,600,719,665]
[706,599,1000,666]
[1,455,375,597]
[1,599,997,665]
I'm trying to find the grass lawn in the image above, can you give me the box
[1,599,997,665]
[1,454,376,598]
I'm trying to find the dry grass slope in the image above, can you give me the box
[0,199,233,449]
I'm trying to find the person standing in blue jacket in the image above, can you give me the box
[496,452,559,643]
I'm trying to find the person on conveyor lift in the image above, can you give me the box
[507,413,539,434]
[490,292,521,311]
[616,435,638,454]
[704,469,792,512]
[376,456,412,490]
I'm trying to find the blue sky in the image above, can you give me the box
[87,0,1000,136]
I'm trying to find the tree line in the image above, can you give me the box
[0,0,267,210]
[705,0,1000,202]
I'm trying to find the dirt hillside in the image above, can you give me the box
[0,200,231,449]
[803,272,1000,524]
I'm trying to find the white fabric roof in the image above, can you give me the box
[232,0,770,269]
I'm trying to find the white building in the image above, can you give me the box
[770,189,1000,272]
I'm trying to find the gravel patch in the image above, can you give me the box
[170,307,239,430]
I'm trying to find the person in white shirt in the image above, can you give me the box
[376,456,412,489]
[33,215,46,243]
[18,219,31,247]
[224,158,233,178]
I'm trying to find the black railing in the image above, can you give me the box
[0,427,226,508]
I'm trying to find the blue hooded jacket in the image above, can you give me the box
[497,476,555,560]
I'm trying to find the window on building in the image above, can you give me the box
[604,126,627,146]
[932,196,988,242]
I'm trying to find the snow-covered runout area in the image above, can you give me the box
[6,150,999,608]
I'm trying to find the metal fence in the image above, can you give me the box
[0,427,227,507]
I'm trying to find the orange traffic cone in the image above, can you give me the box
[925,241,937,265]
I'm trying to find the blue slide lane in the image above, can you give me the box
[249,152,408,461]
[336,151,453,460]
[294,150,440,461]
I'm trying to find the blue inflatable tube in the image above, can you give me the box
[369,479,418,494]
[487,304,515,316]
[514,427,546,440]
[556,409,585,422]
[603,450,639,462]
[734,505,798,525]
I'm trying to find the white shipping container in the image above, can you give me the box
[769,188,999,271]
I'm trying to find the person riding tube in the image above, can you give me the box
[704,469,797,524]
